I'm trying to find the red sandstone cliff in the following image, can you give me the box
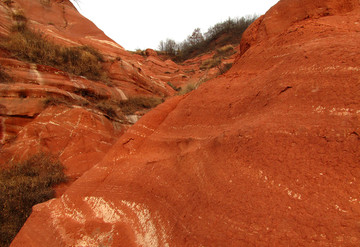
[0,0,213,184]
[9,0,360,246]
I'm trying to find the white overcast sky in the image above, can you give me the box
[70,0,279,51]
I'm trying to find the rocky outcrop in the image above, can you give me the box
[0,0,224,150]
[10,0,360,246]
[0,0,174,140]
[240,0,360,55]
[0,0,179,181]
[1,104,124,183]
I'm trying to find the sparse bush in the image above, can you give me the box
[43,94,163,121]
[42,96,74,108]
[218,62,233,75]
[158,39,177,56]
[200,57,221,70]
[42,96,122,121]
[187,28,204,47]
[0,153,67,247]
[204,16,258,43]
[158,15,257,61]
[178,83,197,95]
[95,100,118,119]
[119,97,163,115]
[132,49,146,56]
[0,65,12,83]
[11,12,27,23]
[167,82,181,91]
[11,12,27,32]
[3,0,13,7]
[94,97,164,121]
[213,45,235,59]
[199,45,234,73]
[1,23,107,81]
[73,88,107,101]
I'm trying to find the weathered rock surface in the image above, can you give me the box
[2,104,123,168]
[0,0,171,145]
[0,0,222,151]
[10,0,360,246]
[0,0,197,185]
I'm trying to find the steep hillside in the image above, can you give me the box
[10,0,360,246]
[0,1,225,244]
[0,0,211,180]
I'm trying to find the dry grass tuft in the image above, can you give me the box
[178,83,197,95]
[213,45,235,59]
[200,45,234,72]
[4,0,13,7]
[200,57,221,70]
[42,96,75,108]
[167,82,181,91]
[119,97,163,115]
[1,25,107,81]
[0,65,12,83]
[95,100,119,119]
[0,153,67,247]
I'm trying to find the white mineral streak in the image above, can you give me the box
[61,195,86,224]
[46,196,83,245]
[29,63,44,85]
[0,117,6,144]
[312,105,360,116]
[258,169,303,201]
[115,88,128,100]
[76,226,115,247]
[83,196,170,246]
[86,36,124,50]
[84,196,123,223]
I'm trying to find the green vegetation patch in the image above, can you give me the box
[0,153,67,247]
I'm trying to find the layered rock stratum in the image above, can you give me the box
[8,0,360,246]
[0,0,219,184]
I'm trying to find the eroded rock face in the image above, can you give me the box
[0,0,223,147]
[10,0,360,246]
[0,0,171,144]
[240,0,360,55]
[0,0,181,184]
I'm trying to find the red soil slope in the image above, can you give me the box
[11,0,360,246]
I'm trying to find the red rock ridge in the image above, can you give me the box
[240,0,360,55]
[11,0,360,246]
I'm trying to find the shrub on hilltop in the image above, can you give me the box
[158,15,258,61]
